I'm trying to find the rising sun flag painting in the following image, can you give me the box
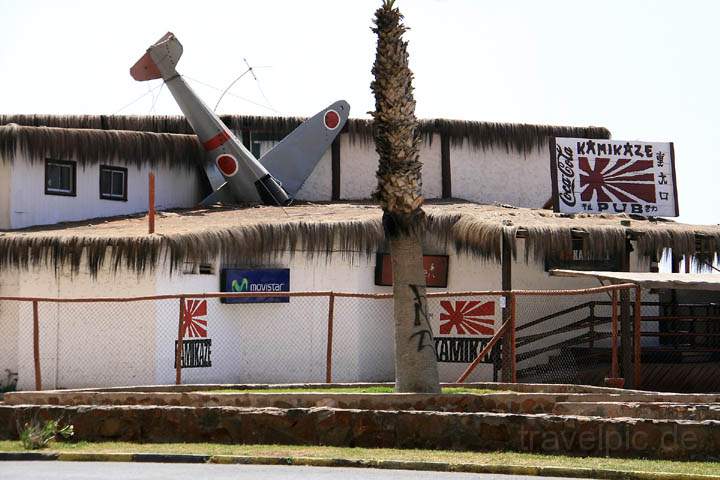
[180,299,208,338]
[439,300,495,336]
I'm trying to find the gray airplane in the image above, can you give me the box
[130,32,349,206]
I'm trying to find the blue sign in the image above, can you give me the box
[220,268,290,303]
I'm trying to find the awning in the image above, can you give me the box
[549,269,720,291]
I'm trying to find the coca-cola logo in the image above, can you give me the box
[556,145,576,207]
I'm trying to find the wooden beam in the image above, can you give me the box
[501,235,513,382]
[148,172,155,235]
[441,134,451,199]
[502,235,512,291]
[620,241,633,387]
[331,136,341,201]
[32,301,41,391]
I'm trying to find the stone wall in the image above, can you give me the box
[2,404,719,460]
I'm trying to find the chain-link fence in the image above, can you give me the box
[513,286,641,387]
[454,284,645,389]
[0,285,653,391]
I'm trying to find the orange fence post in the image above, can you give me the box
[634,286,642,388]
[325,292,335,383]
[610,289,619,379]
[456,320,510,383]
[32,300,41,391]
[175,297,185,385]
[510,292,517,383]
[148,172,155,234]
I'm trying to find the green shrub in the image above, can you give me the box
[18,417,74,450]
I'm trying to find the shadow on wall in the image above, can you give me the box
[1,369,18,392]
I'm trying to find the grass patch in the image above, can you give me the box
[0,441,717,476]
[207,386,498,395]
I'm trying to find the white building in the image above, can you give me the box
[0,114,717,391]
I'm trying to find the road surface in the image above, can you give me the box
[0,461,590,479]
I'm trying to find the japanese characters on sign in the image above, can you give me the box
[550,137,678,217]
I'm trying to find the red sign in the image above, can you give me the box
[439,300,495,336]
[374,254,448,288]
[180,299,208,338]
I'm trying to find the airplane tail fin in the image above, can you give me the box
[130,32,183,81]
[261,100,350,196]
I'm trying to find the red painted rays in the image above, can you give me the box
[579,157,656,204]
[181,299,208,338]
[439,300,495,336]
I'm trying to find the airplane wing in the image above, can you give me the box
[260,100,350,196]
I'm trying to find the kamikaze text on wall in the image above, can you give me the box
[434,299,498,364]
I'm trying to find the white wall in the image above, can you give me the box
[4,134,558,230]
[0,269,19,390]
[340,136,378,200]
[152,245,504,386]
[0,159,11,229]
[0,235,662,390]
[338,134,443,201]
[13,259,157,390]
[451,141,550,208]
[6,151,202,229]
[295,149,332,201]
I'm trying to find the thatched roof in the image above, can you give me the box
[0,124,205,169]
[0,114,610,154]
[0,201,717,277]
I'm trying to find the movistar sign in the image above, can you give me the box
[221,268,290,303]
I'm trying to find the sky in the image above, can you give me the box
[0,0,718,226]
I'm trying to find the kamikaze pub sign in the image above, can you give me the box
[551,137,678,217]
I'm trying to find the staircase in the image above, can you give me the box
[517,346,611,386]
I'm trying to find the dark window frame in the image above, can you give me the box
[545,238,623,272]
[44,159,77,197]
[99,165,128,201]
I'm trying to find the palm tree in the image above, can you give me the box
[370,0,440,393]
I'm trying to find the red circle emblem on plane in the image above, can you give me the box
[216,154,238,177]
[324,110,340,130]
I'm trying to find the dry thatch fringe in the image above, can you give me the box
[1,114,610,155]
[0,124,205,169]
[421,120,611,153]
[635,230,720,273]
[0,220,388,278]
[1,213,719,277]
[0,113,307,138]
[449,216,504,261]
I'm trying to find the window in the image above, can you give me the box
[183,262,214,275]
[545,238,622,271]
[45,159,76,196]
[99,165,127,201]
[198,264,214,275]
[250,132,282,159]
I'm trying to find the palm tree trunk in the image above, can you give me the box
[390,233,440,392]
[371,0,440,393]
